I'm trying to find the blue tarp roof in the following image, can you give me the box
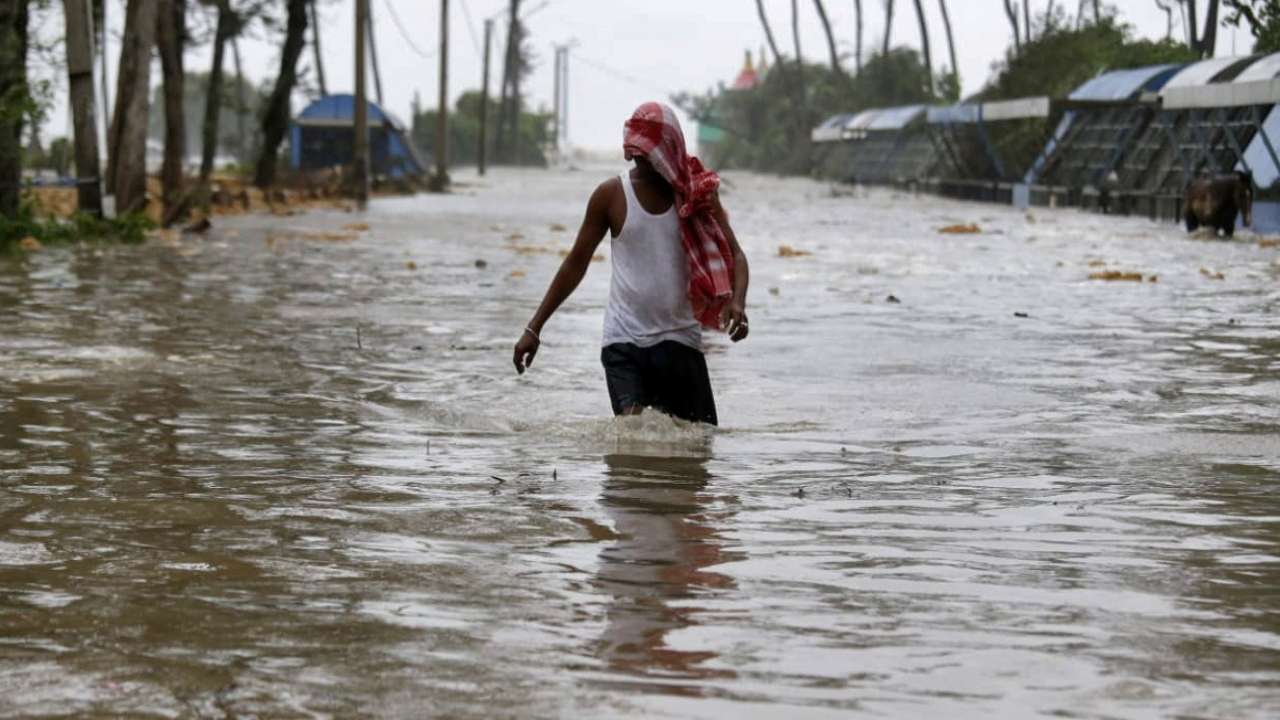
[1069,64,1181,100]
[295,93,409,130]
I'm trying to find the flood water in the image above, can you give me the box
[3,167,1280,718]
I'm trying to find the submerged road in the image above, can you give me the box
[2,167,1279,718]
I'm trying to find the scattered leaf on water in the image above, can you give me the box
[406,260,417,270]
[768,286,780,296]
[938,223,981,234]
[549,223,568,232]
[509,269,526,278]
[1087,259,1107,267]
[506,232,525,241]
[1259,237,1280,248]
[343,222,370,232]
[18,235,41,252]
[778,244,811,257]
[1199,267,1225,280]
[1089,270,1145,282]
[1148,275,1158,283]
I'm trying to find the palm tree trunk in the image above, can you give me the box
[883,0,894,55]
[1022,0,1031,44]
[913,0,933,95]
[253,0,308,188]
[937,0,957,85]
[156,0,185,222]
[1003,0,1021,55]
[812,0,842,75]
[0,0,29,218]
[1198,0,1219,57]
[854,0,863,72]
[755,0,784,68]
[108,0,157,214]
[199,1,233,183]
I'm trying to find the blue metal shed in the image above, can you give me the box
[289,94,429,179]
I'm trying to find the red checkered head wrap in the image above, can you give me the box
[623,102,736,330]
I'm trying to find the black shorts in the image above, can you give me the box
[601,341,718,425]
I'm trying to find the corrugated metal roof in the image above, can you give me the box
[1069,64,1178,100]
[1161,56,1241,90]
[865,104,926,131]
[1234,52,1280,82]
[926,104,980,124]
[844,110,882,131]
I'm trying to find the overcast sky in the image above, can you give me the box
[33,0,1248,154]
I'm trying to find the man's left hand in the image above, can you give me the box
[720,302,749,342]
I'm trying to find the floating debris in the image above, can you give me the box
[886,294,901,304]
[1148,275,1158,283]
[17,235,41,252]
[343,222,370,232]
[184,217,212,234]
[1258,237,1279,248]
[778,244,811,257]
[549,223,568,232]
[406,261,417,270]
[1013,311,1029,318]
[506,232,525,241]
[768,286,780,296]
[1087,259,1107,267]
[509,269,526,278]
[475,259,488,269]
[1088,270,1146,282]
[1199,267,1225,280]
[938,223,981,234]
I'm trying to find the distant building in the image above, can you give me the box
[290,94,429,178]
[697,49,767,160]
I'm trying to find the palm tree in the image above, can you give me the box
[755,0,784,68]
[813,0,844,75]
[913,0,933,95]
[938,0,958,90]
[792,0,804,64]
[1003,0,1021,55]
[883,0,895,55]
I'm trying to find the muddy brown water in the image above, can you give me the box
[2,168,1279,718]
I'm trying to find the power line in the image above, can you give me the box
[569,50,680,99]
[458,0,482,58]
[381,0,435,59]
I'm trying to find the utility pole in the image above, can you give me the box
[431,0,449,190]
[478,18,491,176]
[367,0,384,106]
[62,0,103,217]
[354,0,369,207]
[309,0,327,96]
[98,0,110,162]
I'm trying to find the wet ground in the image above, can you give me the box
[2,167,1279,718]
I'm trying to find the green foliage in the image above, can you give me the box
[0,200,152,250]
[1225,1,1280,53]
[980,17,1197,101]
[678,48,943,175]
[411,90,551,168]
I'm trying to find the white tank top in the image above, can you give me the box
[602,172,701,350]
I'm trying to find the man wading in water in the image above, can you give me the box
[512,102,750,425]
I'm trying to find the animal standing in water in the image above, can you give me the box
[1184,171,1254,237]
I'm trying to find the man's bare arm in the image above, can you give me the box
[711,191,750,342]
[513,180,614,374]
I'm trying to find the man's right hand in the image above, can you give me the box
[513,330,540,374]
